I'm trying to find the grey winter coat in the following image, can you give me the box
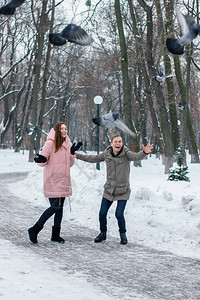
[77,146,147,201]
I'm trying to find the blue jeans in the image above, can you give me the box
[38,197,65,227]
[99,197,127,233]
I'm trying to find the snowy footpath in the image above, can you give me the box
[0,149,200,299]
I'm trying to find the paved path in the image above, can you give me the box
[0,172,200,300]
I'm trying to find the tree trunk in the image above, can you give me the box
[137,0,174,173]
[29,0,48,161]
[174,51,199,163]
[36,0,55,151]
[128,0,164,155]
[155,0,179,152]
[114,0,138,151]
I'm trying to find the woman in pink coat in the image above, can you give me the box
[28,122,81,244]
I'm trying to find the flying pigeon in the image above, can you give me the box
[92,113,136,137]
[49,24,93,46]
[178,102,186,110]
[166,7,200,55]
[155,66,174,83]
[0,0,25,15]
[26,123,48,136]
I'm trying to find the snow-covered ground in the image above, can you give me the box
[0,239,118,300]
[0,148,200,299]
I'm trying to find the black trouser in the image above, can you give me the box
[99,197,127,233]
[37,197,65,227]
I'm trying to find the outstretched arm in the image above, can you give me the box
[125,143,153,161]
[76,152,105,163]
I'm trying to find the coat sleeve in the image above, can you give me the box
[124,146,147,161]
[70,154,75,167]
[77,152,105,163]
[37,140,53,167]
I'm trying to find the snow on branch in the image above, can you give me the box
[0,52,30,80]
[0,90,19,101]
[43,100,57,118]
[0,104,16,134]
[0,119,5,133]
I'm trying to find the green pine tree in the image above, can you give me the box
[168,147,190,182]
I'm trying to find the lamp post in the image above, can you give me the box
[93,95,103,170]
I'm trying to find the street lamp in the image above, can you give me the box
[93,95,103,170]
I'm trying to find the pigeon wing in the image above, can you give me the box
[26,123,34,135]
[176,7,190,36]
[33,125,48,136]
[184,15,200,39]
[165,74,174,79]
[114,118,136,137]
[93,113,116,128]
[9,0,25,8]
[61,24,93,46]
[184,15,196,30]
[101,113,116,129]
[26,127,33,135]
[158,65,164,77]
[0,0,25,15]
[155,76,163,83]
[41,129,48,136]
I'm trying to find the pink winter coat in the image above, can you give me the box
[37,128,75,198]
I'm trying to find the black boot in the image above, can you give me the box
[120,232,128,245]
[51,226,65,243]
[28,222,43,244]
[94,232,106,243]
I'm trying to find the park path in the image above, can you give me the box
[0,172,200,300]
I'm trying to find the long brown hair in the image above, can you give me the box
[53,122,67,152]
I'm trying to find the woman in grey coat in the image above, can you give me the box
[76,135,153,244]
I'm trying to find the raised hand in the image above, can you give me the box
[142,143,153,154]
[70,142,83,155]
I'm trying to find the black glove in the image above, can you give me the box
[70,142,83,155]
[34,154,47,163]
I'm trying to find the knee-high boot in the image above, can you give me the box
[28,222,43,244]
[51,226,65,243]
